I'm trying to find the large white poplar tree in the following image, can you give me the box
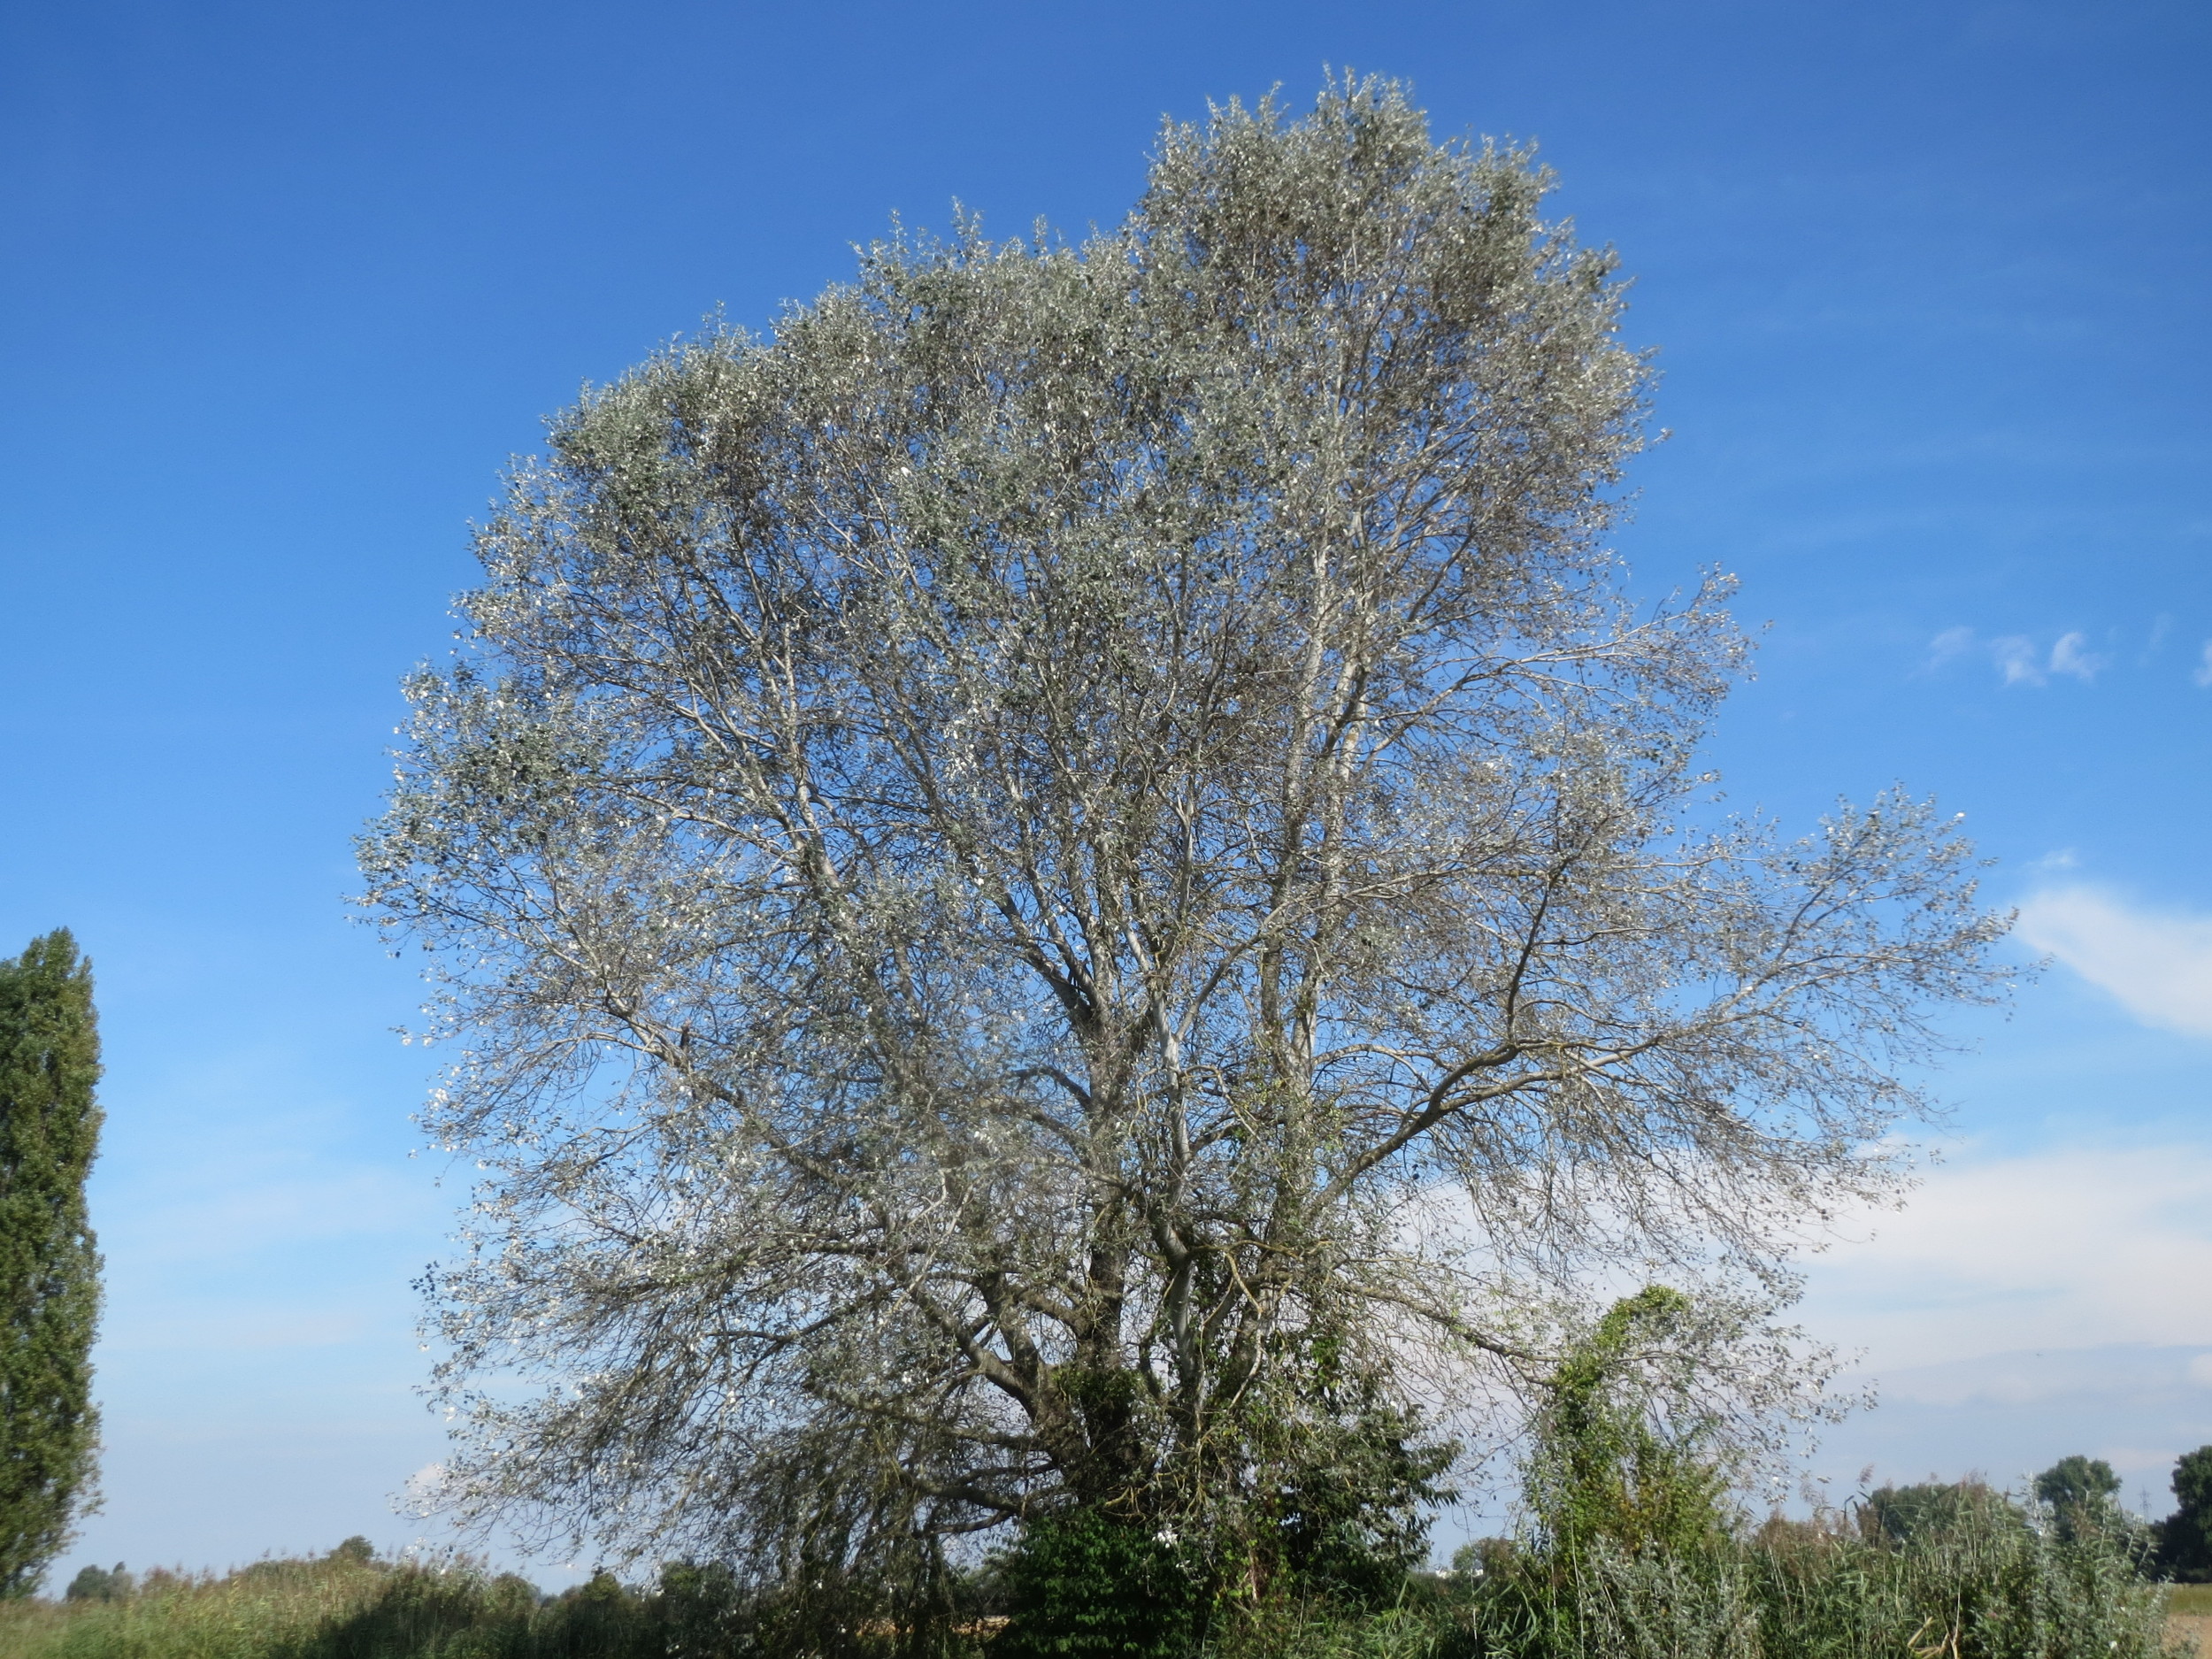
[361,79,2009,1586]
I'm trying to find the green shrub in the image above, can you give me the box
[993,1513,1194,1659]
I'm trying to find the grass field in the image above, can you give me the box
[2170,1584,2212,1617]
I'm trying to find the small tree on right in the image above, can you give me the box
[2162,1445,2212,1581]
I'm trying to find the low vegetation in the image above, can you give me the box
[0,1495,2190,1659]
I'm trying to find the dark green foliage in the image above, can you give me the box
[0,933,104,1597]
[990,1331,1455,1643]
[1523,1288,1734,1562]
[993,1512,1194,1659]
[2162,1444,2212,1582]
[2035,1455,2124,1545]
[311,1560,553,1659]
[1261,1396,1455,1608]
[1219,1334,1458,1610]
[650,1563,755,1659]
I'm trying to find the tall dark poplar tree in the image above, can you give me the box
[0,931,103,1595]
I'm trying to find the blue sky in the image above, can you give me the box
[1,0,2207,1582]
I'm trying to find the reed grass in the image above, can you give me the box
[0,1557,396,1659]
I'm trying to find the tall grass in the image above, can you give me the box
[0,1556,401,1659]
[1205,1502,2186,1659]
[1393,1508,2185,1659]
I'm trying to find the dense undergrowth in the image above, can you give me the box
[0,1506,2192,1659]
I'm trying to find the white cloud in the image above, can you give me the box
[1927,627,2110,687]
[1990,634,2044,685]
[1798,1145,2212,1499]
[2193,640,2212,688]
[1801,1142,2212,1369]
[2016,886,2212,1035]
[2047,631,2105,681]
[1928,626,1978,667]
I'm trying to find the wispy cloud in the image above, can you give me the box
[1802,1142,2212,1368]
[1928,626,1978,667]
[2047,631,2104,680]
[1990,634,2044,684]
[1928,627,2108,686]
[2015,887,2212,1036]
[2193,641,2212,688]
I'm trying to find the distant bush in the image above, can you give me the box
[58,1568,129,1606]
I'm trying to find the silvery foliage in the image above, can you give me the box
[360,80,2011,1571]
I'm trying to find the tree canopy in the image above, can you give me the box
[362,78,2010,1589]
